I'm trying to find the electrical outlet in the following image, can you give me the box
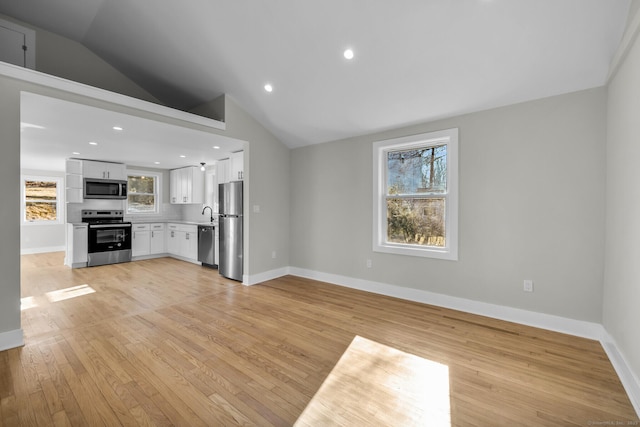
[271,251,276,259]
[366,259,372,268]
[523,280,534,292]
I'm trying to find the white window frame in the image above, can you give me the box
[373,128,458,260]
[126,170,162,215]
[21,175,64,225]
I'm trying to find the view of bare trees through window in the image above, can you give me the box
[25,180,57,221]
[127,175,156,213]
[386,144,447,247]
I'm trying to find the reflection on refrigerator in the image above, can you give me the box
[219,181,243,281]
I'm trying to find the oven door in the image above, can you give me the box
[88,224,132,253]
[87,224,132,267]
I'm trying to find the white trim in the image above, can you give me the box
[289,267,603,339]
[608,3,640,83]
[126,170,162,215]
[0,329,24,351]
[601,334,640,416]
[372,128,458,260]
[21,245,65,255]
[0,61,225,130]
[21,175,64,225]
[245,267,291,286]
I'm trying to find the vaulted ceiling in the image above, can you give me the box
[0,0,632,148]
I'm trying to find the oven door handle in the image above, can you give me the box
[89,224,132,229]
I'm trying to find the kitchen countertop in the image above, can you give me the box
[129,219,217,226]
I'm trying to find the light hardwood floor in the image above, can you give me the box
[1,252,637,426]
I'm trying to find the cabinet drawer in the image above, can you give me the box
[132,224,150,231]
[150,223,165,230]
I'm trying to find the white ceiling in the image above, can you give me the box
[1,0,632,150]
[20,92,245,172]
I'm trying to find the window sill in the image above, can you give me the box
[373,242,458,261]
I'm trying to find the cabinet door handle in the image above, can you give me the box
[186,233,190,240]
[152,231,154,238]
[171,231,174,238]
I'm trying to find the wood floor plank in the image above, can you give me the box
[1,251,636,426]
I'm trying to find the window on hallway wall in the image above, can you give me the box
[21,176,63,224]
[127,171,161,214]
[373,128,458,260]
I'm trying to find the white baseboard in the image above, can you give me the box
[0,329,24,351]
[245,267,291,286]
[601,334,640,417]
[288,267,604,340]
[21,245,65,255]
[247,266,640,416]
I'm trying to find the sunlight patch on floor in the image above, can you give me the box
[20,296,38,310]
[46,284,96,302]
[295,335,451,427]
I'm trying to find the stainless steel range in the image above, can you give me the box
[82,210,132,267]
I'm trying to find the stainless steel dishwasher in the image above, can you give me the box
[197,225,216,268]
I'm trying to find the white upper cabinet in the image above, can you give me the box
[169,166,204,204]
[83,160,127,180]
[216,151,244,184]
[230,151,244,181]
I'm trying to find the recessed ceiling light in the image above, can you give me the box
[154,161,160,165]
[343,48,354,60]
[179,155,186,158]
[113,126,123,131]
[89,141,98,145]
[213,146,220,150]
[72,152,80,155]
[264,83,273,93]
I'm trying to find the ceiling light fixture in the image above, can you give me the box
[113,126,123,131]
[213,146,220,150]
[264,83,273,93]
[200,162,206,171]
[179,155,186,158]
[154,161,160,165]
[72,152,80,155]
[89,141,98,145]
[344,48,354,60]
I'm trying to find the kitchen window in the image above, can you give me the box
[373,128,458,260]
[127,171,161,214]
[22,176,63,224]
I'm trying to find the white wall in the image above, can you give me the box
[291,87,607,323]
[604,14,640,388]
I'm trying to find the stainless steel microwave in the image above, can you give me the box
[83,178,127,199]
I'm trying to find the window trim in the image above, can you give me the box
[21,175,64,225]
[126,170,162,215]
[373,128,458,260]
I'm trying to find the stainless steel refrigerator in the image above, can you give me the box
[219,181,243,281]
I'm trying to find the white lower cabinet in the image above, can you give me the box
[132,223,166,258]
[150,223,166,254]
[65,223,88,268]
[167,223,198,263]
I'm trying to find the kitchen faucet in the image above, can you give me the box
[202,205,214,223]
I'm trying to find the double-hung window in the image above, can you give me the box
[127,171,161,214]
[22,176,63,224]
[373,128,458,260]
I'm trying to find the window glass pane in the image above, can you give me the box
[128,176,155,194]
[127,194,155,212]
[387,144,447,195]
[25,180,57,201]
[386,198,445,247]
[26,202,57,221]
